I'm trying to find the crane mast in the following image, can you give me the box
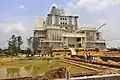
[96,23,106,31]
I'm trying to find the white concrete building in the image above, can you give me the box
[34,6,106,53]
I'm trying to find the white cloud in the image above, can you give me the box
[4,23,26,34]
[67,0,120,13]
[0,23,2,26]
[106,40,120,48]
[0,23,6,27]
[0,22,29,49]
[97,20,107,24]
[17,4,26,9]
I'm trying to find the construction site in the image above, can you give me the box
[27,6,120,80]
[0,6,120,80]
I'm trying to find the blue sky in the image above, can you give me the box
[0,0,120,48]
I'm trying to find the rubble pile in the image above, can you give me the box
[41,67,69,80]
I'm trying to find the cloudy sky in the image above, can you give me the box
[0,0,120,49]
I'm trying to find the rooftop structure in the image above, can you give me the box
[34,6,106,54]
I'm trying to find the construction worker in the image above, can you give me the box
[87,52,90,62]
[83,53,87,62]
[89,52,94,63]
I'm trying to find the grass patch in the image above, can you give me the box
[0,58,91,79]
[0,59,90,72]
[0,56,8,59]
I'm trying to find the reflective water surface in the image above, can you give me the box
[0,65,43,79]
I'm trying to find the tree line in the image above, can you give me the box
[1,35,40,57]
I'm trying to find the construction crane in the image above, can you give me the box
[96,23,106,31]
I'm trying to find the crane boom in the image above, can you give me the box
[97,23,106,31]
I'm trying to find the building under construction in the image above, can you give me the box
[34,6,106,54]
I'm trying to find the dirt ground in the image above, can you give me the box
[0,57,20,62]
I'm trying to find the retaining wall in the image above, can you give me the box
[71,74,120,80]
[58,74,120,80]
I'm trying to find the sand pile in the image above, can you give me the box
[107,60,119,65]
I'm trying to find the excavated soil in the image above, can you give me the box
[100,56,120,62]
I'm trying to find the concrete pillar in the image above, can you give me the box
[94,31,97,40]
[60,28,63,41]
[69,16,72,25]
[81,37,84,48]
[52,16,55,25]
[75,38,77,48]
[72,17,75,26]
[55,15,58,25]
[65,37,68,46]
[75,18,78,29]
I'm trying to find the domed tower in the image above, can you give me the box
[50,6,58,15]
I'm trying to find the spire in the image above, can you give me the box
[50,5,65,15]
[59,5,65,15]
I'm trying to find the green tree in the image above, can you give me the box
[32,37,40,56]
[8,35,17,56]
[27,37,32,47]
[26,37,32,57]
[17,36,23,53]
[0,48,2,55]
[7,35,23,56]
[26,48,32,57]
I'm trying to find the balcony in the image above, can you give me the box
[62,33,86,38]
[35,34,47,38]
[86,40,106,43]
[41,40,62,43]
